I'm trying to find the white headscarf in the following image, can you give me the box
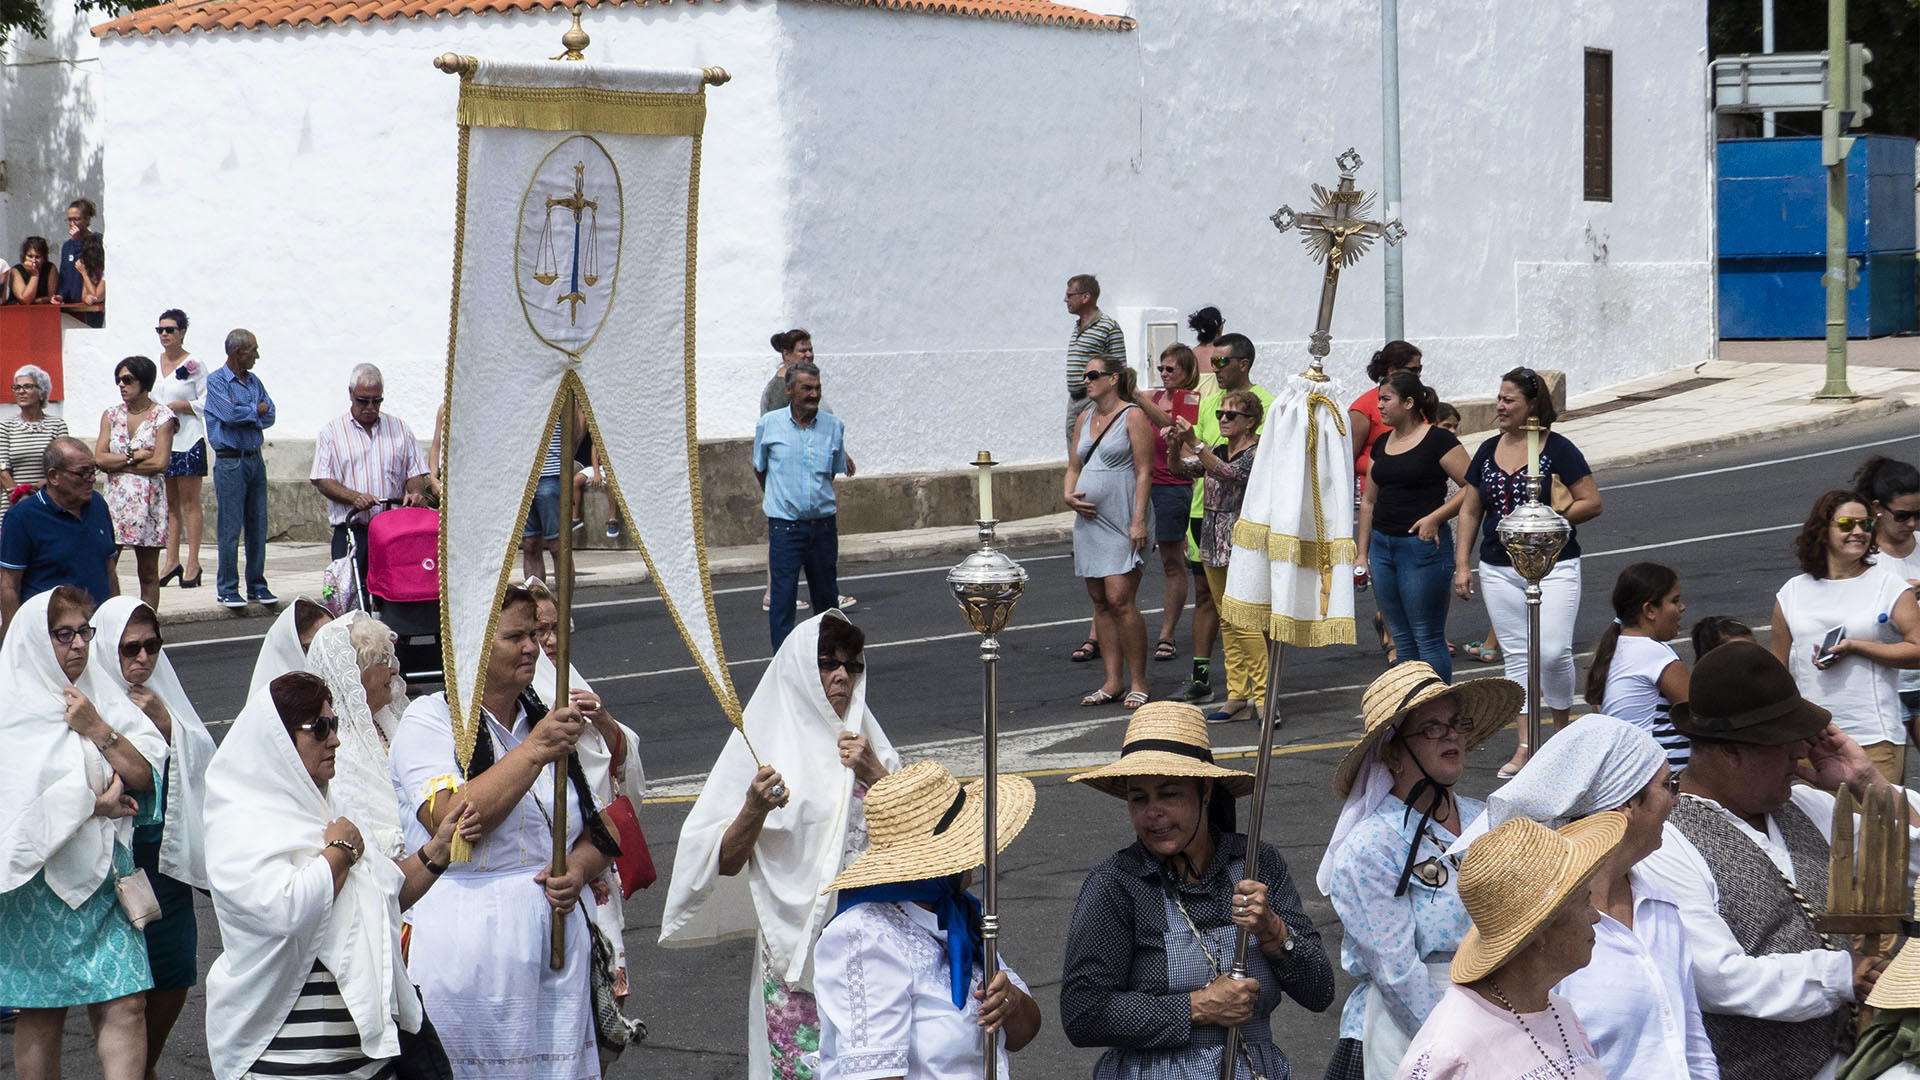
[1316,741,1397,897]
[249,600,325,699]
[660,611,900,986]
[203,676,421,1080]
[524,576,644,806]
[1448,715,1665,855]
[86,596,217,890]
[304,613,408,860]
[0,590,170,908]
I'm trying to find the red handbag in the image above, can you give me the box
[605,794,654,896]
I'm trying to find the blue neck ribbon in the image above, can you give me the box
[833,874,982,1008]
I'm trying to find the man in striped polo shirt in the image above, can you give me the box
[1065,273,1126,451]
[309,363,429,589]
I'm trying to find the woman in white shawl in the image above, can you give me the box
[203,671,469,1080]
[304,613,409,859]
[0,587,169,1080]
[86,595,218,1080]
[661,610,899,1080]
[249,598,334,698]
[1448,716,1714,1080]
[525,576,646,1005]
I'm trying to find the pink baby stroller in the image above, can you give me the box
[367,506,443,686]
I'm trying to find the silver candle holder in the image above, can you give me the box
[946,452,1028,1080]
[1495,419,1570,759]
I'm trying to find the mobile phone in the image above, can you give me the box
[1815,625,1846,668]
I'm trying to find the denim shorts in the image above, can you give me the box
[523,475,562,540]
[1151,483,1193,544]
[1902,689,1920,717]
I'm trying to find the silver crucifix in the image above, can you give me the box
[1270,148,1407,370]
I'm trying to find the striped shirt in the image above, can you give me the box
[310,413,429,527]
[0,415,70,493]
[541,419,564,479]
[247,961,395,1080]
[1067,313,1126,398]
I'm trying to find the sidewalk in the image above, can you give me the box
[141,340,1920,627]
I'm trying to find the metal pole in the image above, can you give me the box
[979,633,1001,1080]
[1816,0,1854,399]
[1380,0,1406,341]
[1524,582,1543,756]
[1221,637,1286,1080]
[549,385,575,971]
[1762,0,1777,136]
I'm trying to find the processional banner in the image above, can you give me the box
[439,59,741,770]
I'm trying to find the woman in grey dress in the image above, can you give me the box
[1066,354,1156,710]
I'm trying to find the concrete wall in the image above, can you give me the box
[87,0,1712,483]
[2,1,104,270]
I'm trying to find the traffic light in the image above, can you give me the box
[1846,42,1873,129]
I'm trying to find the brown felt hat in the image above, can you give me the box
[1669,640,1831,746]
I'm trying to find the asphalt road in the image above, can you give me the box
[14,409,1920,1080]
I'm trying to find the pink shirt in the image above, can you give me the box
[1397,985,1607,1080]
[1351,386,1384,486]
[310,412,429,527]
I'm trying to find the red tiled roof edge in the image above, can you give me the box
[94,0,1134,37]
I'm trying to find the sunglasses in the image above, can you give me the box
[51,625,97,645]
[353,395,384,407]
[1833,516,1876,533]
[1156,365,1181,374]
[116,375,138,386]
[119,636,164,659]
[1886,509,1920,525]
[297,714,341,741]
[1216,409,1246,422]
[1081,369,1117,382]
[818,657,866,676]
[1211,354,1242,368]
[155,326,180,335]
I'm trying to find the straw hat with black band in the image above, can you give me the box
[1316,664,1524,900]
[1450,813,1627,984]
[1067,701,1255,799]
[824,759,1035,894]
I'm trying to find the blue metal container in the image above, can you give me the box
[1720,252,1917,338]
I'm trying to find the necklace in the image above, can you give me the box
[1481,977,1574,1080]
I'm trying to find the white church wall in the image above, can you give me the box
[92,3,789,443]
[2,0,104,264]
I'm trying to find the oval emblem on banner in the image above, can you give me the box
[515,134,624,356]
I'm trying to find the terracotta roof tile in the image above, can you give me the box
[93,0,1132,36]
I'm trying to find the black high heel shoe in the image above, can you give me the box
[158,565,183,587]
[180,570,203,589]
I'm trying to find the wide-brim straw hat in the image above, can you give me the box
[1333,664,1525,799]
[824,760,1034,893]
[1068,701,1255,798]
[1867,879,1920,1009]
[1450,813,1628,984]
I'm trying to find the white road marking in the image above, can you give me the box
[1581,523,1798,559]
[1601,432,1920,491]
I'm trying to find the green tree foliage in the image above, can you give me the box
[0,0,162,49]
[1710,0,1919,137]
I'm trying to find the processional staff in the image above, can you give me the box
[1215,149,1405,1080]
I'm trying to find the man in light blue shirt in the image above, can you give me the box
[204,327,277,609]
[753,363,851,647]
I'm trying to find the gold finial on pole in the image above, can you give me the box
[703,67,733,86]
[433,52,478,76]
[552,4,590,61]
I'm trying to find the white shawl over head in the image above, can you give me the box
[87,596,217,890]
[660,611,900,986]
[1448,715,1665,855]
[305,613,408,860]
[0,590,169,908]
[203,684,421,1080]
[532,650,646,804]
[249,601,321,699]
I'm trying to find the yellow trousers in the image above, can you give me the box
[1863,741,1907,787]
[1204,563,1268,708]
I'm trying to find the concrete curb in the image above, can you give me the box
[1584,396,1911,471]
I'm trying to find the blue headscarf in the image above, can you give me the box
[832,874,982,1008]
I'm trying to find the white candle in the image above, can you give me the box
[975,452,994,522]
[1526,421,1540,481]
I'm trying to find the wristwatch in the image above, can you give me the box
[419,846,449,875]
[96,728,121,750]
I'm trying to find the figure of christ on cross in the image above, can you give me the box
[1270,147,1408,363]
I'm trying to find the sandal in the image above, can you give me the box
[1465,640,1501,664]
[1081,688,1119,707]
[1071,639,1101,663]
[1123,690,1150,709]
[1154,639,1179,662]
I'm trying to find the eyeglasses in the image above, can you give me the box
[1156,365,1180,374]
[1405,714,1472,741]
[116,375,138,386]
[1081,369,1117,382]
[1064,291,1089,298]
[296,714,340,741]
[1665,774,1683,795]
[154,326,179,335]
[57,466,98,483]
[1217,410,1246,422]
[1211,354,1242,368]
[1887,509,1920,525]
[12,384,36,392]
[50,625,97,645]
[1833,516,1876,533]
[353,395,384,407]
[818,657,866,676]
[118,636,164,659]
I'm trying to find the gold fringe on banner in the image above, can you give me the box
[1230,519,1358,568]
[458,83,707,136]
[1272,613,1356,648]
